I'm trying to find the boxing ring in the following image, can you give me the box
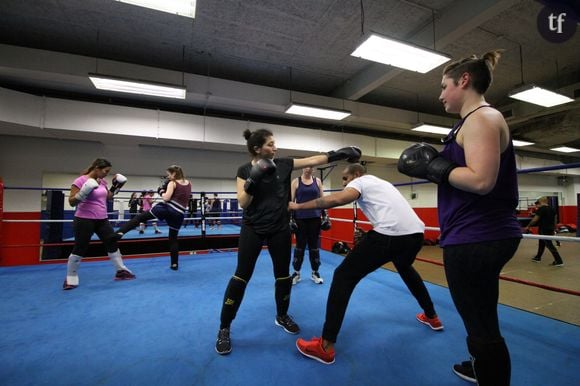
[0,164,579,386]
[0,162,579,323]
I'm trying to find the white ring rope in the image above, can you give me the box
[2,216,578,242]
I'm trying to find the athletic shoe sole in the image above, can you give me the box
[416,315,444,331]
[452,367,477,383]
[275,318,300,334]
[215,346,232,355]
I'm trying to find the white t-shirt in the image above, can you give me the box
[346,175,424,236]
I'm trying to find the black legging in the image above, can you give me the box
[444,238,521,386]
[293,217,321,272]
[220,224,292,328]
[322,231,434,343]
[118,212,180,266]
[72,217,118,256]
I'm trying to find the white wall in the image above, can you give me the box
[0,136,245,211]
[1,135,579,213]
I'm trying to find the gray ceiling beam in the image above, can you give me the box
[332,0,521,101]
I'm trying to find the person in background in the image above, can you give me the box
[63,158,135,290]
[289,166,326,285]
[113,165,191,270]
[128,192,139,220]
[214,127,361,355]
[526,196,564,266]
[291,163,442,365]
[138,190,161,234]
[398,50,522,386]
[209,193,222,230]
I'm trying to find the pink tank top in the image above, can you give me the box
[73,175,108,219]
[142,193,153,211]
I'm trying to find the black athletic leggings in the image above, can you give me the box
[293,217,321,271]
[219,224,292,328]
[234,224,292,281]
[72,217,118,256]
[118,212,180,265]
[322,231,434,343]
[444,238,521,386]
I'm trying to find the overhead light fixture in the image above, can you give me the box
[509,85,573,108]
[89,74,186,99]
[512,140,535,147]
[285,103,351,120]
[351,33,451,73]
[550,146,580,153]
[412,123,451,135]
[114,0,196,18]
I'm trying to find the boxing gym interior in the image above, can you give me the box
[0,1,578,385]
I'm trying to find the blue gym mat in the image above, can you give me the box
[0,250,578,386]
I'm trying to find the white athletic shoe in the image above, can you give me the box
[292,272,301,285]
[311,271,323,284]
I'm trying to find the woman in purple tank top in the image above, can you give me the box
[289,167,325,285]
[436,51,522,386]
[398,50,522,386]
[113,165,192,270]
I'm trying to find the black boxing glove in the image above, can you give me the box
[289,216,298,233]
[244,158,277,195]
[320,210,331,231]
[326,146,362,163]
[157,178,170,195]
[109,174,127,196]
[397,143,457,184]
[354,227,367,245]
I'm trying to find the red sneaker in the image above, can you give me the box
[416,313,444,331]
[296,337,335,364]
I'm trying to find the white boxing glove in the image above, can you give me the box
[110,174,127,196]
[75,178,99,202]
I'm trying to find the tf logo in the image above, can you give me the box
[537,1,578,43]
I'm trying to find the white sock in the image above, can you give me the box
[66,254,81,285]
[108,249,129,272]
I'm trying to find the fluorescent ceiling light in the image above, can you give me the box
[512,140,535,147]
[412,124,451,135]
[115,0,196,18]
[351,33,451,73]
[509,85,573,107]
[89,74,186,99]
[285,103,351,120]
[550,146,580,153]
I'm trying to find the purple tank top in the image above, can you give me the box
[437,108,522,247]
[294,177,321,219]
[170,181,192,209]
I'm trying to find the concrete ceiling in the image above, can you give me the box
[0,0,579,162]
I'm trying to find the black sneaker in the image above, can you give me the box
[531,257,541,263]
[114,269,136,280]
[551,261,564,267]
[275,314,300,334]
[452,361,477,383]
[215,328,232,355]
